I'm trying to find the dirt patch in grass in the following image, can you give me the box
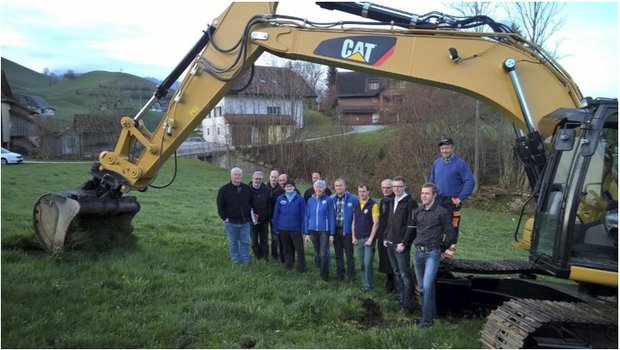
[346,297,410,330]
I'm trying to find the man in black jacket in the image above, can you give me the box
[249,171,272,260]
[383,176,418,313]
[377,178,396,293]
[303,171,332,202]
[217,167,253,264]
[412,182,456,327]
[267,170,281,260]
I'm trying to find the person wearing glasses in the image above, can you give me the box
[249,171,272,260]
[383,176,418,314]
[267,169,281,261]
[377,178,396,293]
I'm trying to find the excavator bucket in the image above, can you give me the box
[33,190,140,253]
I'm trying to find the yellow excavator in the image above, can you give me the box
[32,2,617,348]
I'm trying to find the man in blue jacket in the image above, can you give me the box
[429,137,475,245]
[331,178,359,282]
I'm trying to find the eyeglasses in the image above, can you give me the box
[381,187,391,189]
[392,185,404,188]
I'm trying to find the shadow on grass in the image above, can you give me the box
[2,216,140,261]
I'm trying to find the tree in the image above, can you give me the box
[318,66,338,116]
[63,70,77,80]
[326,66,337,87]
[287,60,325,99]
[447,2,498,19]
[505,2,566,56]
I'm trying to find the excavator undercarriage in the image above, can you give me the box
[420,260,619,348]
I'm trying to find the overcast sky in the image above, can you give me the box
[1,0,617,98]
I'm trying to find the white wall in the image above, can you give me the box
[201,95,305,145]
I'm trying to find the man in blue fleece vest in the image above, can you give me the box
[429,137,475,245]
[332,178,358,281]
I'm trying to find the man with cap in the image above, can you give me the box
[429,137,475,245]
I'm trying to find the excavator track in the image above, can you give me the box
[480,298,618,348]
[442,259,545,275]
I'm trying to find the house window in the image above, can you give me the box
[217,127,220,135]
[368,79,380,90]
[267,106,281,115]
[206,128,210,135]
[281,126,288,134]
[214,106,222,117]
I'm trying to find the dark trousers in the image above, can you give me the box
[251,221,270,259]
[309,231,330,281]
[280,230,306,272]
[270,220,285,262]
[377,227,395,291]
[333,228,355,280]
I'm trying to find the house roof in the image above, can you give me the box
[1,70,36,119]
[229,66,316,98]
[1,70,14,98]
[336,71,386,98]
[14,94,56,111]
[224,114,295,125]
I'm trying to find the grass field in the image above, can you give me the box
[2,158,529,348]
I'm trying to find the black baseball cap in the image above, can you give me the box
[437,137,454,146]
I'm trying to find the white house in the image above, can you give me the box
[202,66,315,147]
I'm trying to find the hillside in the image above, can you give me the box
[1,57,58,92]
[1,57,168,122]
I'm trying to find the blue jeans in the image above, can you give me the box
[224,222,251,264]
[414,248,441,326]
[386,242,413,309]
[357,237,375,290]
[309,231,330,281]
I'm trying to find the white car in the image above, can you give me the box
[1,147,23,165]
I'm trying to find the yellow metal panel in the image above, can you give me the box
[570,266,618,287]
[255,27,580,134]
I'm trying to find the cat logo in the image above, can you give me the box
[313,36,397,66]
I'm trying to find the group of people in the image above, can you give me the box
[216,137,475,327]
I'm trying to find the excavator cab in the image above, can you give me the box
[530,100,618,288]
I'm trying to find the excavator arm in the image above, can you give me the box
[102,2,583,190]
[34,2,582,251]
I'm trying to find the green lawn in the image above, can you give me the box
[2,158,528,348]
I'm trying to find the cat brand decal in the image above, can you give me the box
[313,36,396,66]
